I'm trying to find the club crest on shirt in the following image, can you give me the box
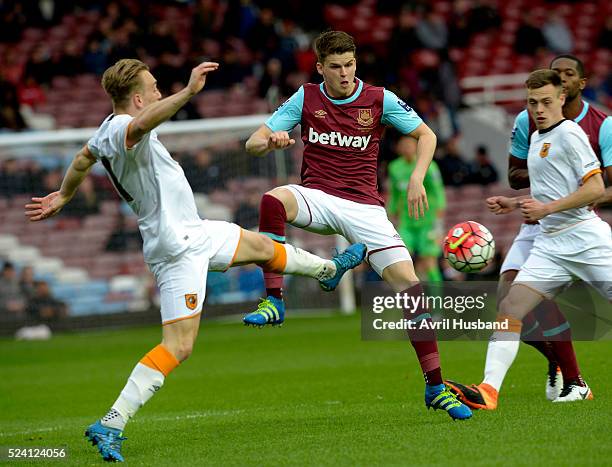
[185,294,198,310]
[539,143,551,158]
[314,109,327,118]
[357,109,374,127]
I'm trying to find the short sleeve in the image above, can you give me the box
[509,110,530,159]
[265,86,304,132]
[87,114,136,161]
[599,116,612,167]
[565,125,601,182]
[381,90,423,135]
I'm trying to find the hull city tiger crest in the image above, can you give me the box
[185,294,198,310]
[539,143,551,158]
[357,108,374,127]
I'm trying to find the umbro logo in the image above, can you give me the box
[314,110,327,118]
[579,387,590,399]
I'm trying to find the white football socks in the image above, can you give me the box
[482,331,521,392]
[101,363,165,431]
[283,244,336,280]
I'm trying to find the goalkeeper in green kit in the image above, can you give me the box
[388,135,446,282]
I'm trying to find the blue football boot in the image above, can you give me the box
[319,243,367,292]
[243,296,285,327]
[425,384,473,421]
[85,420,126,462]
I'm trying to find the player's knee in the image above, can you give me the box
[164,340,194,362]
[499,294,519,319]
[173,342,194,362]
[264,188,297,220]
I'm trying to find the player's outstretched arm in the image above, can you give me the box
[245,125,295,157]
[25,145,96,221]
[127,62,219,147]
[520,173,605,222]
[508,155,530,190]
[406,123,436,219]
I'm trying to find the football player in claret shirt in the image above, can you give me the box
[243,30,471,421]
[447,56,611,410]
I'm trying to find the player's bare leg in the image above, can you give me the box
[239,229,365,326]
[448,284,541,410]
[382,261,472,420]
[448,269,582,409]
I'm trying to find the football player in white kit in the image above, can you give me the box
[458,69,610,407]
[24,59,365,462]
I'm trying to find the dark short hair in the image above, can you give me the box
[526,69,562,90]
[314,30,356,64]
[550,54,585,78]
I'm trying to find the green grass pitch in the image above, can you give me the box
[1,313,611,466]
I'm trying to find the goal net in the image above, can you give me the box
[0,116,356,331]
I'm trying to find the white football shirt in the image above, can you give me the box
[527,119,602,233]
[87,114,205,263]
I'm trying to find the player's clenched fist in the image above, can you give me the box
[186,62,219,95]
[486,196,515,215]
[267,131,295,150]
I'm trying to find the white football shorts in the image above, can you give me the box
[284,184,411,276]
[500,222,541,274]
[514,217,612,300]
[148,220,242,325]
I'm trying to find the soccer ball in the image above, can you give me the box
[443,221,495,273]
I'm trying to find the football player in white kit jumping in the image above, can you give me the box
[454,69,611,408]
[24,59,365,463]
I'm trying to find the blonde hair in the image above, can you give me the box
[101,59,149,108]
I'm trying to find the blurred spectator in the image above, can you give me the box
[26,281,67,321]
[415,7,448,51]
[23,45,55,86]
[0,2,27,42]
[448,0,473,49]
[0,159,27,196]
[543,13,574,54]
[246,7,279,57]
[182,149,222,194]
[106,213,143,252]
[598,18,612,49]
[469,145,499,185]
[233,189,260,230]
[146,22,180,57]
[83,37,109,75]
[55,40,85,77]
[514,12,546,56]
[170,81,200,121]
[192,0,226,42]
[467,0,502,34]
[18,75,47,110]
[0,262,26,316]
[389,8,421,71]
[258,57,288,106]
[61,176,100,217]
[153,53,188,95]
[107,28,140,66]
[19,266,36,300]
[437,137,471,186]
[0,79,27,131]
